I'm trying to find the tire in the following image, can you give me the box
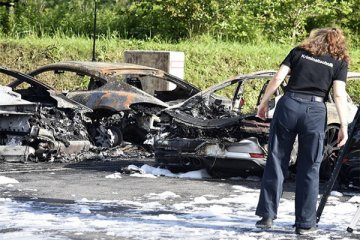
[92,125,123,148]
[107,126,123,147]
[320,124,340,180]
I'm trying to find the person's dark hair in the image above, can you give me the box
[299,27,350,63]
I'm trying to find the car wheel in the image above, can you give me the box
[107,126,123,147]
[93,125,123,148]
[320,124,340,180]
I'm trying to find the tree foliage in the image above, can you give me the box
[0,0,359,44]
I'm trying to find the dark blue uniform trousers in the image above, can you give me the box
[256,93,326,228]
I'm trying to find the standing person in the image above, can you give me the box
[254,27,350,235]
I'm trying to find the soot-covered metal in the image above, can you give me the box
[153,71,360,180]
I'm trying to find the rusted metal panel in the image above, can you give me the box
[68,90,168,112]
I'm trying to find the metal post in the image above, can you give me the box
[92,0,97,62]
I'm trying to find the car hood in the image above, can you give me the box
[67,80,169,112]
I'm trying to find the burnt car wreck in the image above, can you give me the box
[0,102,91,162]
[154,71,275,177]
[1,63,358,184]
[153,71,360,179]
[28,61,200,147]
[1,67,92,162]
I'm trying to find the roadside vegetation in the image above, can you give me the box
[1,0,359,44]
[0,0,359,105]
[1,35,359,105]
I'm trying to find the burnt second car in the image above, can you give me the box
[29,61,199,147]
[154,71,275,177]
[153,70,359,179]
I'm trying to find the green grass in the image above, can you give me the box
[0,35,359,103]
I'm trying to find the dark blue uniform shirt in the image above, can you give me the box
[281,47,348,98]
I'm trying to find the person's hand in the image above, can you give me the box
[337,125,348,147]
[257,102,269,120]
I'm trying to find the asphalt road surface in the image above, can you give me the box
[0,157,359,240]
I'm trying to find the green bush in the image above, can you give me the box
[1,0,360,44]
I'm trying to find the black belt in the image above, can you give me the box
[285,91,324,103]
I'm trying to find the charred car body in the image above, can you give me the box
[1,67,92,162]
[28,61,200,147]
[153,71,359,179]
[154,71,276,177]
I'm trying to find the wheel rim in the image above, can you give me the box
[320,125,340,179]
[94,126,114,148]
[107,126,123,146]
[93,125,123,148]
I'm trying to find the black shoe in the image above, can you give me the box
[295,226,318,235]
[255,217,273,229]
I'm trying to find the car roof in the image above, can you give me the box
[191,70,360,97]
[54,61,158,71]
[176,70,360,108]
[29,61,167,78]
[28,61,200,92]
[192,70,277,97]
